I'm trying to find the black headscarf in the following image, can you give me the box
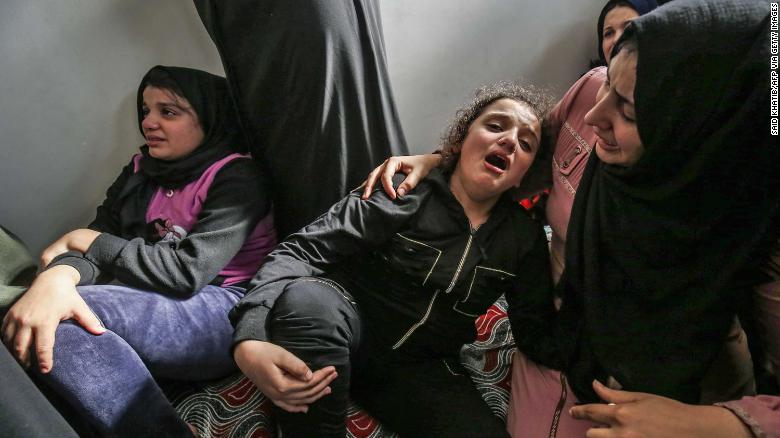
[101,66,246,240]
[595,0,659,66]
[560,0,778,403]
[136,65,246,188]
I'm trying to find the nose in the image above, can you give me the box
[584,92,611,131]
[498,131,518,154]
[141,113,158,132]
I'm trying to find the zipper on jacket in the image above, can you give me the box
[391,288,441,349]
[391,229,473,349]
[444,233,474,294]
[548,372,568,438]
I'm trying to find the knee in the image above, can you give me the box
[269,278,357,346]
[273,279,352,322]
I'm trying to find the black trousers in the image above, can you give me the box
[0,346,78,438]
[193,0,409,238]
[267,278,509,438]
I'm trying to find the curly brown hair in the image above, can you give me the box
[439,81,556,199]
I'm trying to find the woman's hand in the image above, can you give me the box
[40,229,102,267]
[361,154,443,200]
[569,380,752,438]
[234,340,338,413]
[1,265,105,373]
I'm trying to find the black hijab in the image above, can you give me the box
[593,0,658,67]
[137,65,246,188]
[560,0,778,403]
[100,66,246,240]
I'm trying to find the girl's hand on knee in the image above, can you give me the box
[361,154,442,200]
[234,340,338,413]
[1,265,105,373]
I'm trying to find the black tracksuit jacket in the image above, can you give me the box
[232,169,557,362]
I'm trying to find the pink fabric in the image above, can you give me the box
[137,153,276,285]
[544,67,606,283]
[756,240,780,388]
[144,154,244,231]
[718,395,780,438]
[219,212,277,286]
[721,239,780,437]
[506,352,596,437]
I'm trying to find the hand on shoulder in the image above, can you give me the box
[361,154,443,200]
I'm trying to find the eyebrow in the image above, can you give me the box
[142,101,194,113]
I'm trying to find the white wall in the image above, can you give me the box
[381,1,602,153]
[0,1,223,253]
[0,0,601,254]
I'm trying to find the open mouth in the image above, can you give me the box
[485,153,508,171]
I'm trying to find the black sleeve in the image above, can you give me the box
[82,159,271,296]
[506,222,561,369]
[47,251,102,285]
[231,178,431,344]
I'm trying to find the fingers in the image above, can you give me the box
[276,349,314,381]
[294,385,333,405]
[274,366,336,396]
[396,171,423,199]
[592,379,642,404]
[269,369,338,413]
[13,326,33,368]
[34,323,57,373]
[570,403,618,425]
[1,315,12,345]
[71,300,105,336]
[380,158,402,198]
[284,368,338,402]
[363,159,393,200]
[585,428,614,438]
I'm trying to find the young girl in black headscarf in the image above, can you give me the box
[2,65,276,437]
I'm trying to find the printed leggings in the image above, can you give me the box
[36,284,242,437]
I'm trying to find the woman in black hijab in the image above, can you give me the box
[3,66,277,437]
[560,0,779,436]
[593,0,658,67]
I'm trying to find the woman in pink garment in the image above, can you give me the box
[363,0,779,436]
